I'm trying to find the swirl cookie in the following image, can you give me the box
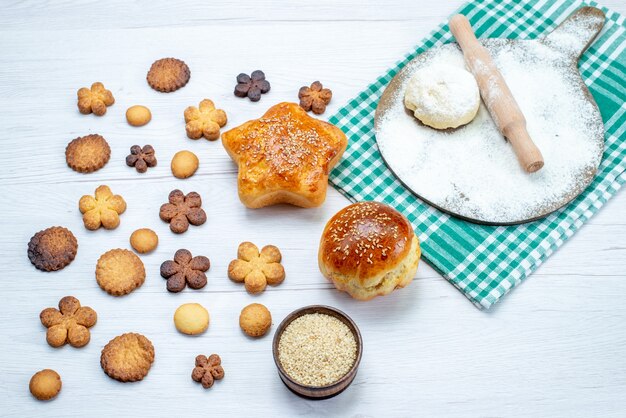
[101,333,155,382]
[96,249,145,296]
[65,134,111,173]
[28,226,78,272]
[147,58,190,93]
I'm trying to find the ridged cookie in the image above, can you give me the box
[28,226,78,272]
[65,134,111,173]
[96,249,145,296]
[101,333,154,382]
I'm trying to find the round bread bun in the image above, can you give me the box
[318,201,420,300]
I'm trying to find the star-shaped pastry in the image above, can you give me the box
[221,102,347,208]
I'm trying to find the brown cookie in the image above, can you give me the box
[192,354,224,389]
[28,227,78,272]
[146,58,190,93]
[65,134,111,173]
[29,369,62,400]
[101,333,155,382]
[96,249,145,296]
[159,189,207,234]
[160,249,210,292]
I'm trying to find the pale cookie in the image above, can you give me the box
[227,242,285,294]
[239,303,271,337]
[101,333,155,382]
[126,105,152,126]
[130,228,158,254]
[77,82,114,116]
[29,369,62,401]
[79,185,126,230]
[96,249,146,296]
[404,64,480,129]
[174,303,209,335]
[171,150,199,179]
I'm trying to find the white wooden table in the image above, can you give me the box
[1,1,625,417]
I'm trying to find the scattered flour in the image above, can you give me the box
[375,39,604,223]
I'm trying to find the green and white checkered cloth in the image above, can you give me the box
[328,0,626,309]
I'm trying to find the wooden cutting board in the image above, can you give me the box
[374,7,606,225]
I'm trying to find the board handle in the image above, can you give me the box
[449,14,544,173]
[543,7,605,59]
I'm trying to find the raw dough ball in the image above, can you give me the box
[171,150,199,179]
[239,303,271,337]
[126,105,152,126]
[130,228,158,254]
[174,303,209,335]
[404,64,480,129]
[29,369,62,401]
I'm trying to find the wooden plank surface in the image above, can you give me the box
[0,1,625,417]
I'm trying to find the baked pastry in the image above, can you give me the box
[184,99,227,140]
[79,185,126,230]
[27,226,78,272]
[239,303,271,337]
[147,58,190,92]
[65,134,111,173]
[29,369,62,400]
[171,150,199,179]
[129,228,158,254]
[192,354,224,389]
[404,64,479,129]
[40,296,97,348]
[318,201,421,300]
[96,249,146,296]
[174,303,209,335]
[227,242,285,294]
[101,333,155,382]
[126,105,152,126]
[221,102,347,208]
[77,82,114,116]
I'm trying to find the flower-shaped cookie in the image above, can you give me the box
[234,70,270,102]
[159,189,207,233]
[184,99,228,141]
[40,296,97,348]
[160,249,211,292]
[298,81,333,115]
[77,82,115,116]
[79,185,127,230]
[228,242,285,294]
[126,145,157,173]
[192,354,224,389]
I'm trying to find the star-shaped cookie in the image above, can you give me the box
[221,102,347,208]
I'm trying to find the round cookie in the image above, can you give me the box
[239,303,271,337]
[29,369,61,401]
[126,105,152,127]
[96,249,145,296]
[171,150,199,179]
[65,134,111,173]
[147,58,190,93]
[28,226,78,272]
[129,228,158,254]
[174,303,209,335]
[101,333,155,382]
[404,64,480,129]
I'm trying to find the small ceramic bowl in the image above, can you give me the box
[272,305,363,400]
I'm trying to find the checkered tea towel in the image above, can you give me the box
[328,0,626,309]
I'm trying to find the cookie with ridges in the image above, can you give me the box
[96,249,145,296]
[28,226,78,272]
[29,369,62,400]
[146,58,190,93]
[65,134,111,173]
[101,333,155,382]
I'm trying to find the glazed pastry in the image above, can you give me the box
[221,102,347,208]
[318,201,421,300]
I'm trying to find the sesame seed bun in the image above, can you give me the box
[318,201,420,300]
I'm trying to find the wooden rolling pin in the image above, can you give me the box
[449,14,544,173]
